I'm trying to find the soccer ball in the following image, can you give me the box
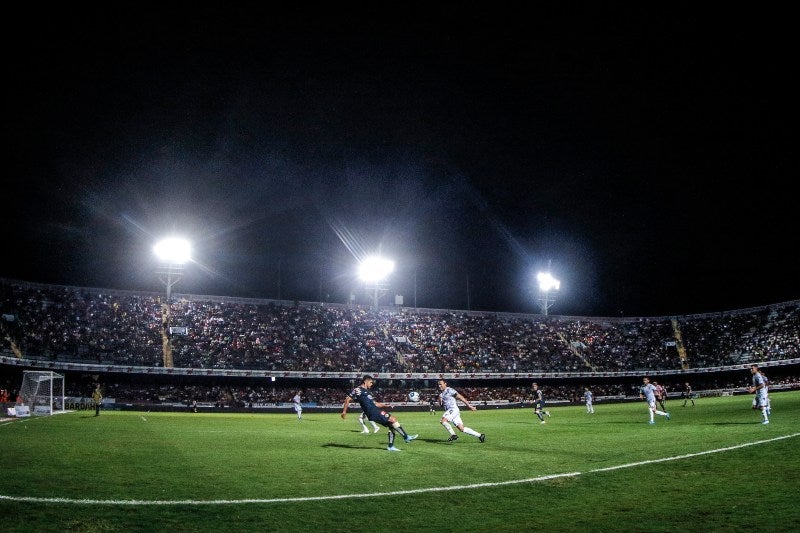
[408,391,420,402]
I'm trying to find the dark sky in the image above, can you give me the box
[3,5,797,317]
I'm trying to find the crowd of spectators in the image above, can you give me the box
[3,374,795,409]
[2,279,798,376]
[84,382,635,406]
[0,283,163,365]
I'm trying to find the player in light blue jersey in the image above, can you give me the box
[584,387,594,414]
[437,379,485,443]
[748,364,770,424]
[640,377,670,424]
[341,375,418,451]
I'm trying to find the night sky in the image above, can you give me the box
[4,5,797,317]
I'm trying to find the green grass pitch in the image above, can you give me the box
[1,392,798,532]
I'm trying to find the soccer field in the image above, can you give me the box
[2,392,799,532]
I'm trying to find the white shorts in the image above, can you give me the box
[294,404,302,413]
[647,400,657,410]
[442,408,463,427]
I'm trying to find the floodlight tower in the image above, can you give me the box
[153,238,191,301]
[536,267,560,316]
[358,256,395,309]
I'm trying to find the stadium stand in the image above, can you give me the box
[1,278,798,409]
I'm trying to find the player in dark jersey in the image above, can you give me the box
[341,375,418,451]
[682,382,694,407]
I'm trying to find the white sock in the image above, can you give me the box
[463,427,481,437]
[441,421,455,435]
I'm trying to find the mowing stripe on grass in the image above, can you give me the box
[1,432,797,506]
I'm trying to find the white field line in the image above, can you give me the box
[1,432,797,506]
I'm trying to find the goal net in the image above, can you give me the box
[14,371,66,416]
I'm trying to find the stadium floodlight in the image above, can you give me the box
[358,256,395,283]
[154,237,191,301]
[536,268,560,316]
[537,271,560,292]
[358,256,395,308]
[153,238,191,264]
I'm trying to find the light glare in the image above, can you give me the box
[153,238,191,264]
[359,256,395,282]
[537,271,560,292]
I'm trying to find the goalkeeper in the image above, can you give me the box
[92,383,103,417]
[341,375,417,451]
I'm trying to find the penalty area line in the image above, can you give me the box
[1,432,797,506]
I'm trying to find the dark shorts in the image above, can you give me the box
[365,408,392,427]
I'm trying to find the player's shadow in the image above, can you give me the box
[605,420,663,425]
[707,421,764,425]
[322,443,376,449]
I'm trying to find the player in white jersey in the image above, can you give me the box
[760,371,771,416]
[584,387,594,414]
[291,391,303,420]
[437,379,485,443]
[748,364,770,424]
[358,411,381,433]
[640,377,670,424]
[653,381,667,411]
[532,383,551,423]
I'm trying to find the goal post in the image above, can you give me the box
[15,371,66,416]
